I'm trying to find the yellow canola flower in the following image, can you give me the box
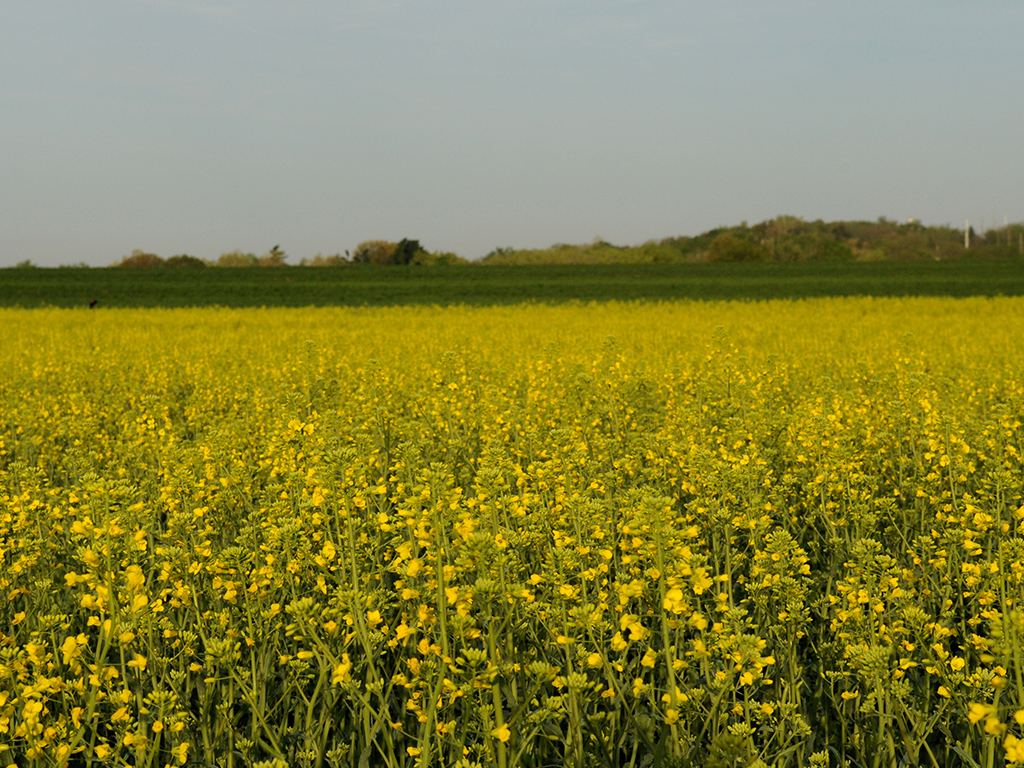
[970,703,998,724]
[491,724,511,742]
[60,634,86,665]
[25,642,45,662]
[331,654,353,684]
[170,742,190,765]
[661,687,689,704]
[663,587,685,614]
[986,717,1007,736]
[619,614,647,641]
[125,564,145,591]
[691,569,713,595]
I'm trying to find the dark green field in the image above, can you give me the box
[2,259,1023,308]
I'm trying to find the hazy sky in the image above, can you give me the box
[2,1,1022,266]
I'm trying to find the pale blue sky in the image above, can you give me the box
[2,1,1021,266]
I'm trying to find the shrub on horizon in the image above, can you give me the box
[164,254,208,268]
[113,250,164,268]
[300,253,349,267]
[217,251,259,267]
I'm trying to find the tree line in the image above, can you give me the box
[482,216,1024,264]
[10,216,1024,269]
[99,239,467,268]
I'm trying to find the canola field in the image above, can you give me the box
[2,299,1024,768]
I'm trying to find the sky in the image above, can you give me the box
[1,1,1022,267]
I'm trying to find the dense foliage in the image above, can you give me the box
[481,217,1024,264]
[3,300,1024,767]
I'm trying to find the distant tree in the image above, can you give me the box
[763,215,808,239]
[300,253,349,266]
[217,251,258,267]
[706,233,766,262]
[810,240,854,261]
[431,251,469,265]
[352,241,398,265]
[164,254,208,268]
[258,246,287,266]
[14,260,37,269]
[412,250,469,266]
[351,239,463,265]
[115,250,164,267]
[393,239,428,265]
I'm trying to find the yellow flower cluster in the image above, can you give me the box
[2,298,1024,766]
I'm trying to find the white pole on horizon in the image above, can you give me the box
[965,219,970,249]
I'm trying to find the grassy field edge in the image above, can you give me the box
[3,259,1024,307]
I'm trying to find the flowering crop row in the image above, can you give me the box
[2,299,1024,767]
